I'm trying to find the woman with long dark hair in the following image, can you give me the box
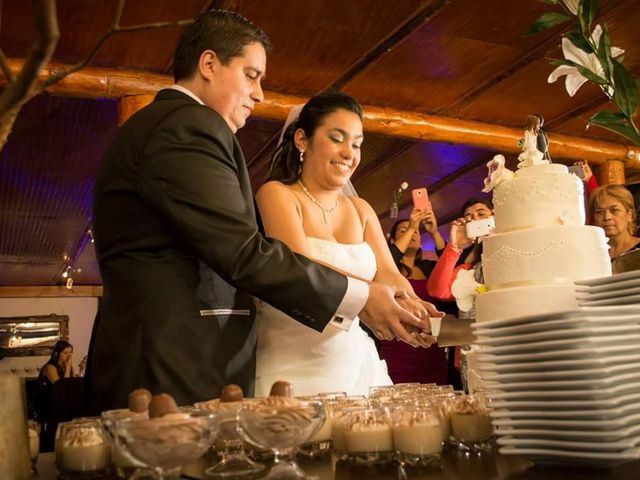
[39,340,83,385]
[379,209,453,385]
[254,91,442,396]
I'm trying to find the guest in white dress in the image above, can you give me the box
[254,91,441,396]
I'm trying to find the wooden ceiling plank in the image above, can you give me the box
[3,58,638,168]
[247,0,448,173]
[438,0,637,116]
[329,0,448,91]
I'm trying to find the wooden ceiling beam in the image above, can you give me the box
[3,58,639,168]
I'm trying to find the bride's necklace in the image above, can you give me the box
[297,180,339,224]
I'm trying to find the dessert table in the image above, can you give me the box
[36,450,640,479]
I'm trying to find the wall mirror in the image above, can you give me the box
[0,314,69,357]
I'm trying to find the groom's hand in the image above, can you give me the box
[396,297,443,348]
[359,283,428,347]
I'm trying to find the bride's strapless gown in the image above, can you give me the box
[255,237,392,397]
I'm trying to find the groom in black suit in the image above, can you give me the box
[85,10,432,414]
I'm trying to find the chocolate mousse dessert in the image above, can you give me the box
[114,393,217,472]
[392,408,442,468]
[450,397,493,443]
[55,419,110,475]
[343,409,393,465]
[128,388,152,413]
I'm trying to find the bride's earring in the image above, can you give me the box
[299,151,304,162]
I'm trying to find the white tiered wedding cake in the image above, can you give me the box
[474,132,612,323]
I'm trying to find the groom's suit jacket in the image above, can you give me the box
[86,89,347,413]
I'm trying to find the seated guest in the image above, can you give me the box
[39,340,84,385]
[380,208,455,385]
[589,184,640,260]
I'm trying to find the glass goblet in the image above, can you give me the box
[55,418,111,477]
[449,392,494,452]
[196,402,264,479]
[238,398,326,480]
[101,408,149,478]
[113,411,217,480]
[27,419,40,474]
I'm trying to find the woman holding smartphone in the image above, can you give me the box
[427,198,494,308]
[382,207,455,385]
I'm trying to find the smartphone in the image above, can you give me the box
[411,188,431,210]
[465,216,495,238]
[568,164,587,179]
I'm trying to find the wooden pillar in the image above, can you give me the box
[597,159,626,185]
[118,94,154,125]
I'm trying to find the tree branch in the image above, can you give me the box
[0,0,58,118]
[0,48,15,83]
[41,0,193,88]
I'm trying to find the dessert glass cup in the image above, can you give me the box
[113,411,218,480]
[392,405,443,469]
[101,408,149,478]
[449,393,494,452]
[194,402,264,479]
[296,398,332,459]
[342,407,394,466]
[55,418,111,477]
[238,399,326,479]
[27,419,40,474]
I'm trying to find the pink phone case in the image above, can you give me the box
[412,188,431,210]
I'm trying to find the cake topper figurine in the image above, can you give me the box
[518,114,551,168]
[525,114,552,162]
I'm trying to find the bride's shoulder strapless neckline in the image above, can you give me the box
[306,236,377,280]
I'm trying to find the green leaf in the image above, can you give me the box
[525,12,571,36]
[588,119,640,145]
[596,24,613,81]
[589,111,627,124]
[612,59,639,117]
[579,0,598,33]
[565,30,594,53]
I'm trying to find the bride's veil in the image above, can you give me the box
[271,104,358,198]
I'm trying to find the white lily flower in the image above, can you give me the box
[548,24,624,97]
[561,0,579,15]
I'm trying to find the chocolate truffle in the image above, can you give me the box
[269,380,293,397]
[220,384,244,403]
[148,393,180,418]
[128,388,152,413]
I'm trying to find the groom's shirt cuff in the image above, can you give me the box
[329,277,369,331]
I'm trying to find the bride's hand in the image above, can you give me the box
[396,297,441,348]
[360,284,427,347]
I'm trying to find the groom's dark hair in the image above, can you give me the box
[173,9,271,82]
[268,91,364,185]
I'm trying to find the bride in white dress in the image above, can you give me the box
[254,92,438,397]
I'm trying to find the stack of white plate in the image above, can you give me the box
[575,270,640,306]
[473,271,640,466]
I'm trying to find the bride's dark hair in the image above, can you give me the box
[268,91,364,185]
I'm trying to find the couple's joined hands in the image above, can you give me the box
[360,283,443,348]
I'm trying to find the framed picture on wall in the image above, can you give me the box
[0,314,69,358]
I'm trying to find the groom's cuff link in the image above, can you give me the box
[330,277,369,331]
